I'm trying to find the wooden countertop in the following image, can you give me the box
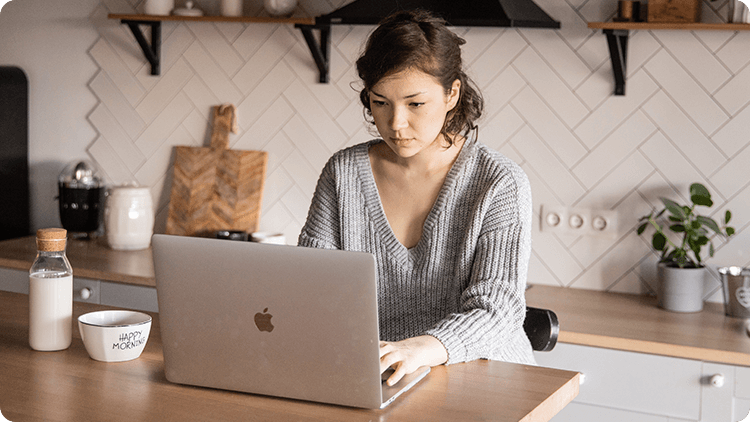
[527,285,750,366]
[0,291,579,422]
[0,236,154,287]
[3,235,748,366]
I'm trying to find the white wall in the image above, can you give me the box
[0,0,100,230]
[1,0,749,299]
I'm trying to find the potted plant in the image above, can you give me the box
[637,183,735,312]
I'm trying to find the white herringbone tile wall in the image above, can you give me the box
[87,0,750,299]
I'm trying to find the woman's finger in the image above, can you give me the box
[379,349,401,373]
[386,362,407,386]
[379,341,394,358]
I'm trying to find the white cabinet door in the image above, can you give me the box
[100,281,158,312]
[701,362,734,422]
[0,267,28,293]
[734,366,750,422]
[0,267,157,312]
[551,402,669,422]
[1,268,100,304]
[536,343,703,420]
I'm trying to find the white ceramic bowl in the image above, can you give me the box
[78,310,152,362]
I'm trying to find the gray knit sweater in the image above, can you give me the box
[298,135,535,366]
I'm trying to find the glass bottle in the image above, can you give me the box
[29,228,73,351]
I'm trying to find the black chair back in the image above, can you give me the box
[524,307,559,352]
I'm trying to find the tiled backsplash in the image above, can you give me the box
[87,0,749,298]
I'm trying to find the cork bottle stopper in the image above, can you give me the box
[36,228,67,252]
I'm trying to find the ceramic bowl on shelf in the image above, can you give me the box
[78,310,152,362]
[173,0,203,16]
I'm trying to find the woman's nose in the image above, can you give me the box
[389,107,408,130]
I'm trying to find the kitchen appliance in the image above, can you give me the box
[316,0,560,28]
[58,160,105,238]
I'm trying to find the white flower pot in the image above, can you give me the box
[657,263,705,313]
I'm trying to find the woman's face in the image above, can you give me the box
[369,69,461,159]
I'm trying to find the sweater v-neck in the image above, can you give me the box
[355,134,476,266]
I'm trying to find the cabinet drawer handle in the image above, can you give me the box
[79,287,93,300]
[709,374,725,388]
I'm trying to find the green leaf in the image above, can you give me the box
[636,222,648,235]
[691,220,702,231]
[690,183,713,207]
[668,216,682,223]
[709,242,715,257]
[655,209,666,219]
[727,227,735,237]
[653,232,667,251]
[691,246,702,262]
[696,216,721,235]
[725,210,732,224]
[696,235,709,246]
[661,198,686,220]
[670,224,685,233]
[690,183,710,197]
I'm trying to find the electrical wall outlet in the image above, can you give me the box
[540,205,618,238]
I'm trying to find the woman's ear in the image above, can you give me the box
[446,79,461,111]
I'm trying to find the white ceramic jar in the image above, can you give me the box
[264,0,297,16]
[144,0,174,16]
[105,186,154,251]
[221,0,243,17]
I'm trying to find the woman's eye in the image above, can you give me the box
[410,102,425,107]
[372,100,386,107]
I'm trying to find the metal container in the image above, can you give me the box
[58,160,105,238]
[719,266,750,319]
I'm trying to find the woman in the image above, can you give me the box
[298,9,535,386]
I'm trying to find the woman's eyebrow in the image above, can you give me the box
[370,90,426,99]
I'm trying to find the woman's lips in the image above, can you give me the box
[390,137,413,144]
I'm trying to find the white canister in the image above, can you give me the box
[105,186,154,251]
[221,0,243,17]
[144,0,174,16]
[264,0,297,16]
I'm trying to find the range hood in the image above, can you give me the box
[316,0,561,28]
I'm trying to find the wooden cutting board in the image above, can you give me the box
[166,105,267,237]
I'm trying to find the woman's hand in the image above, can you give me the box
[379,335,448,386]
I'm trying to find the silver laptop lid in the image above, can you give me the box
[152,234,384,408]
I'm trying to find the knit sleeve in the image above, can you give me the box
[297,156,341,250]
[425,165,533,364]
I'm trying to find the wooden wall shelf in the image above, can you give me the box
[108,13,314,25]
[588,21,750,31]
[588,21,750,96]
[108,14,328,81]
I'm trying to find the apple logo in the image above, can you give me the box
[254,308,274,332]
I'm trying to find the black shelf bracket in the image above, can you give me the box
[121,19,162,76]
[603,29,629,96]
[295,24,331,83]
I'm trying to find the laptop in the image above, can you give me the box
[151,234,430,409]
